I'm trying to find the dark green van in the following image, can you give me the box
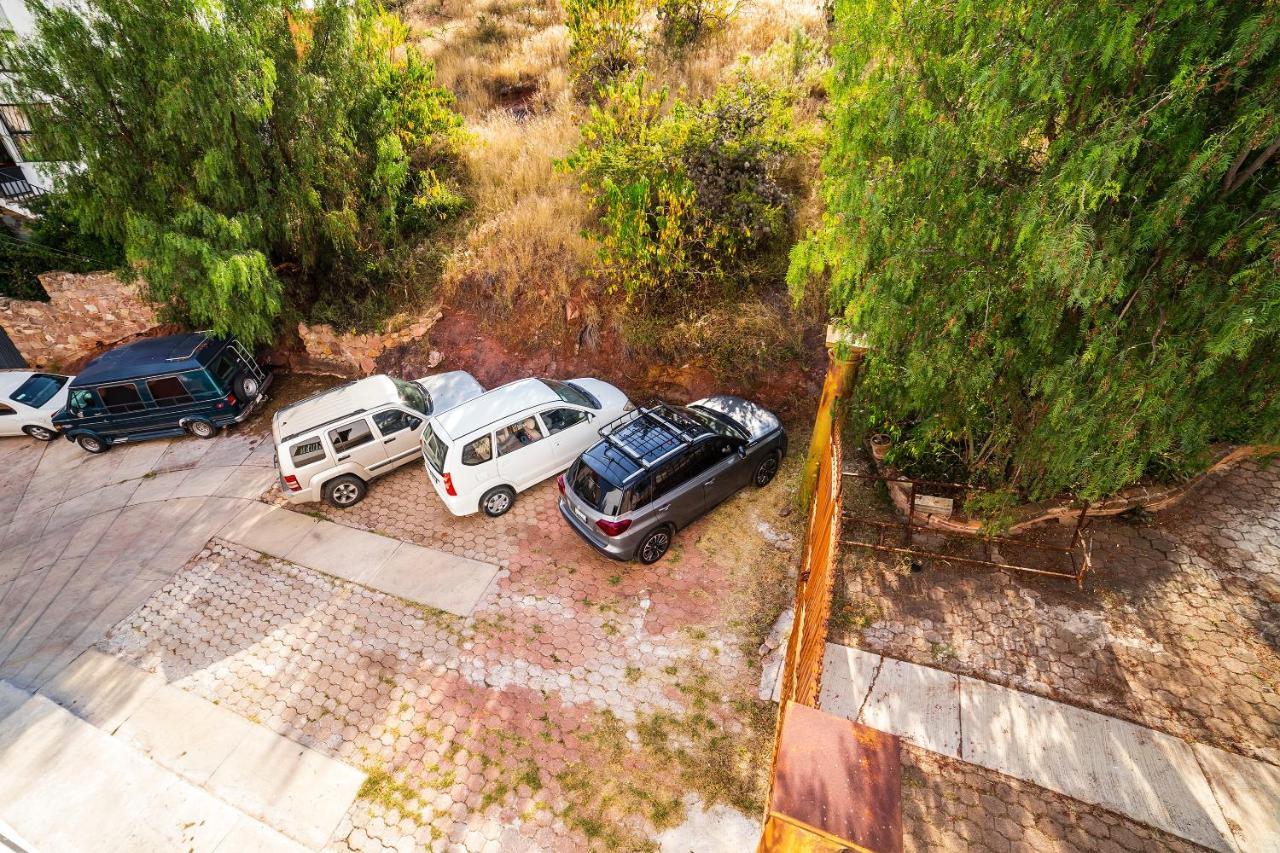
[52,332,271,453]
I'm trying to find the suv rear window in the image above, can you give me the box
[10,374,67,408]
[290,439,326,467]
[422,424,448,472]
[570,460,628,516]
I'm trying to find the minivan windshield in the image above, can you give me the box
[543,379,599,410]
[421,423,448,472]
[10,374,68,408]
[393,378,430,415]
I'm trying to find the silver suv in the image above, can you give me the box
[274,371,483,507]
[557,398,787,563]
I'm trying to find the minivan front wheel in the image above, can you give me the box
[480,486,515,518]
[324,475,367,508]
[636,526,673,564]
[76,434,108,454]
[185,419,218,439]
[22,425,57,442]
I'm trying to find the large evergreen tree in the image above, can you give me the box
[792,0,1280,500]
[3,0,464,344]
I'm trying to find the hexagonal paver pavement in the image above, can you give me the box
[101,456,803,851]
[835,456,1280,768]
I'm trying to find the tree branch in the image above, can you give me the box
[1222,136,1280,198]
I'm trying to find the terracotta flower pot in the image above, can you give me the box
[870,433,892,463]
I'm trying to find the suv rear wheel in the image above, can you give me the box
[636,526,673,564]
[753,451,781,487]
[480,486,515,518]
[324,475,367,508]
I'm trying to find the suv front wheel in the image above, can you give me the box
[753,451,781,487]
[324,475,367,508]
[636,526,673,564]
[480,486,515,518]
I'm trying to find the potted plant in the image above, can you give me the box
[870,433,892,463]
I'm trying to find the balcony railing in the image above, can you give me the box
[0,164,44,204]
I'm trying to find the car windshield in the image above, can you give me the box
[393,378,430,415]
[421,423,448,472]
[569,460,628,515]
[684,406,747,439]
[10,374,68,408]
[543,379,599,409]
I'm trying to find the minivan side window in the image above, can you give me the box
[99,383,146,412]
[373,409,422,436]
[495,417,544,455]
[328,418,373,454]
[290,439,327,467]
[542,407,588,435]
[462,434,493,465]
[146,375,194,407]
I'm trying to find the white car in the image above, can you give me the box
[420,377,631,517]
[0,371,72,441]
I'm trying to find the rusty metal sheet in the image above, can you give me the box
[769,701,902,853]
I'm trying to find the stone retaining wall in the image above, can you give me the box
[0,271,160,370]
[298,309,442,376]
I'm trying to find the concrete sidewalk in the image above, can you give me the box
[219,502,500,617]
[0,650,364,851]
[820,643,1280,853]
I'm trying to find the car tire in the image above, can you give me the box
[753,451,781,487]
[636,525,673,565]
[76,434,109,454]
[234,374,261,401]
[480,486,515,518]
[323,475,367,508]
[22,425,57,442]
[185,419,218,439]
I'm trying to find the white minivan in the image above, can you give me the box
[420,377,631,517]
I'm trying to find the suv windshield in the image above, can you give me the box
[393,378,430,415]
[570,460,628,515]
[421,423,448,472]
[10,374,68,408]
[543,379,599,409]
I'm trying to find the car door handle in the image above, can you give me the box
[705,478,715,486]
[337,454,350,461]
[383,437,395,444]
[656,504,671,512]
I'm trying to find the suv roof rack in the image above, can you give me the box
[597,401,701,471]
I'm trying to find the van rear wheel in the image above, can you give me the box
[76,434,108,454]
[185,419,217,439]
[480,486,515,518]
[324,475,367,508]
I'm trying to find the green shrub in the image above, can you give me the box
[656,0,732,51]
[563,0,643,97]
[0,194,123,301]
[566,74,805,305]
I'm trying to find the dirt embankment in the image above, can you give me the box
[374,309,828,426]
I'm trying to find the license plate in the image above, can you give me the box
[572,504,588,524]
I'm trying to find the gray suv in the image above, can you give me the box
[557,398,787,563]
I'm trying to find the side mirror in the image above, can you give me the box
[737,444,748,458]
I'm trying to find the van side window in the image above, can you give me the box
[373,409,422,436]
[69,388,104,415]
[328,418,373,453]
[290,439,326,467]
[99,383,146,412]
[462,434,493,465]
[495,417,544,455]
[179,371,217,398]
[542,407,588,435]
[146,376,194,407]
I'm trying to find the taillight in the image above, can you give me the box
[442,472,457,496]
[226,393,238,406]
[556,473,566,495]
[283,474,301,492]
[595,518,632,537]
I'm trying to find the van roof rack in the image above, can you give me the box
[597,401,701,472]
